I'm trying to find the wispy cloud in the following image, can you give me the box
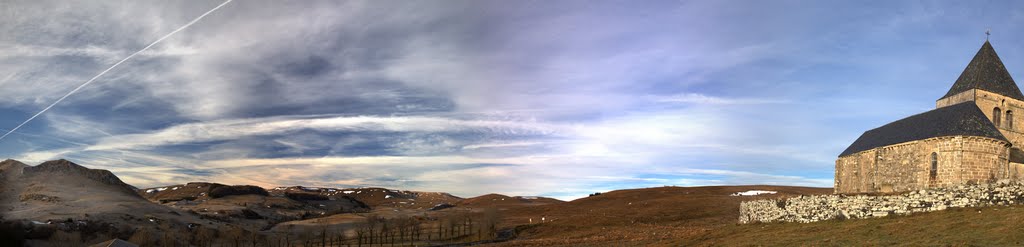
[654,93,789,105]
[4,0,1004,200]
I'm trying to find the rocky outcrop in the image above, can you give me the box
[740,180,1024,224]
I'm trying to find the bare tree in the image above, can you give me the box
[483,207,500,240]
[355,224,366,247]
[365,214,380,246]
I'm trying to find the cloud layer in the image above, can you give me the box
[4,1,1022,200]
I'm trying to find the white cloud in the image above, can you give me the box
[461,141,548,150]
[85,114,563,151]
[655,93,789,105]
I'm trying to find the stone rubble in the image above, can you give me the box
[739,180,1024,224]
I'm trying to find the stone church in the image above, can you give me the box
[835,41,1024,194]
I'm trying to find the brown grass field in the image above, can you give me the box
[480,185,1024,246]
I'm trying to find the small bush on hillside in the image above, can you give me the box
[0,220,25,246]
[589,192,602,197]
[209,185,269,198]
[284,192,328,201]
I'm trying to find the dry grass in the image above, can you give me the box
[487,185,1024,246]
[693,205,1024,246]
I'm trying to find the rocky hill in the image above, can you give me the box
[265,186,466,210]
[0,159,228,246]
[137,183,372,231]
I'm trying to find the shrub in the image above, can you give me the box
[284,192,328,201]
[0,220,25,246]
[209,185,269,198]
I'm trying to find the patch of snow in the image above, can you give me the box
[730,190,777,196]
[343,191,354,194]
[385,195,393,199]
[31,221,48,225]
[146,189,157,193]
[172,187,179,190]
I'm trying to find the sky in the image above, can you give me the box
[3,0,1024,200]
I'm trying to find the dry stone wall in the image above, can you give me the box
[739,181,1024,224]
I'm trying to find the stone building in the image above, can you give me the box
[835,41,1024,193]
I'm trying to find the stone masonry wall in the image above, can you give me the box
[835,136,1009,194]
[936,90,975,108]
[937,89,1024,163]
[971,89,1024,163]
[740,181,1024,224]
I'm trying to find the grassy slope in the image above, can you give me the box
[489,185,1024,246]
[488,185,832,246]
[693,205,1024,246]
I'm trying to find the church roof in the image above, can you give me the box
[839,102,1008,157]
[941,41,1024,101]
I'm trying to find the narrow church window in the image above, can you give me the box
[930,152,937,179]
[1007,110,1014,130]
[994,107,1002,127]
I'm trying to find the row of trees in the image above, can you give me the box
[350,209,500,246]
[99,208,502,247]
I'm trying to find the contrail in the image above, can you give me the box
[0,0,234,142]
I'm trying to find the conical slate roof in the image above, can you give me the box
[839,102,1008,157]
[941,41,1024,101]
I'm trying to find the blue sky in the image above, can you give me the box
[2,0,1024,200]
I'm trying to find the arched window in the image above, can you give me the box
[1007,110,1014,130]
[994,107,1002,127]
[930,152,938,180]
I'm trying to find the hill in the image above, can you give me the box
[459,194,563,209]
[268,187,464,210]
[138,183,371,230]
[486,185,832,246]
[0,159,229,245]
